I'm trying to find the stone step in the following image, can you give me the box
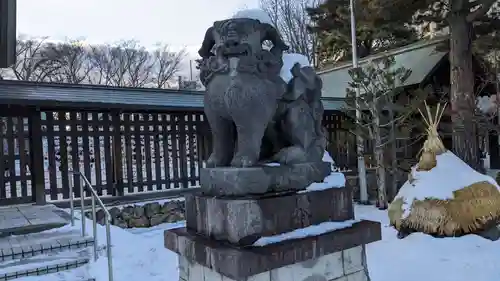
[0,229,94,261]
[0,248,91,281]
[0,205,71,237]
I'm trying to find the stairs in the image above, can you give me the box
[0,228,95,281]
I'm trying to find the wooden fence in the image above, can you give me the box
[0,106,411,206]
[0,107,210,205]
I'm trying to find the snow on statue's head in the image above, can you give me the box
[232,9,274,27]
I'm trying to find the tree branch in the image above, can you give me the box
[467,0,497,22]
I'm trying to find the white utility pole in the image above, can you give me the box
[349,0,368,203]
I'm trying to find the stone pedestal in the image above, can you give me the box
[185,187,353,246]
[200,162,331,196]
[165,182,381,281]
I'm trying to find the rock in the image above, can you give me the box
[150,213,170,226]
[109,207,121,219]
[128,216,150,228]
[168,211,185,222]
[161,201,180,214]
[200,162,331,196]
[479,224,500,241]
[121,206,134,221]
[113,217,129,228]
[133,206,145,217]
[144,202,161,218]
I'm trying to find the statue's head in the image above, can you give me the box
[213,18,261,57]
[198,9,288,59]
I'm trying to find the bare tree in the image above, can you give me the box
[260,0,319,66]
[87,44,115,85]
[10,35,60,82]
[123,41,154,87]
[150,44,185,89]
[42,39,94,84]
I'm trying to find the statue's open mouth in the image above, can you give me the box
[222,43,252,57]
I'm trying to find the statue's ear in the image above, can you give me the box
[261,23,289,52]
[198,26,215,58]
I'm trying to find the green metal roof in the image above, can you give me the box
[318,38,448,99]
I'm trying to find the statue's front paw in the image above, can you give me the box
[230,155,256,168]
[206,154,225,168]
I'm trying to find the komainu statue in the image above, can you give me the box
[197,10,332,196]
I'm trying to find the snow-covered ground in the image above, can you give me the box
[14,204,500,281]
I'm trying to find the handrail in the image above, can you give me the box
[68,170,114,281]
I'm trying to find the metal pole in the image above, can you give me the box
[68,172,75,226]
[350,0,368,203]
[80,176,86,237]
[91,195,98,261]
[105,218,114,281]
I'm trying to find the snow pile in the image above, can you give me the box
[15,204,500,281]
[232,9,273,26]
[356,205,500,281]
[280,53,311,83]
[253,219,359,246]
[396,151,499,217]
[263,150,346,190]
[477,95,498,114]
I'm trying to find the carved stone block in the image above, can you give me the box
[185,186,353,246]
[199,162,331,196]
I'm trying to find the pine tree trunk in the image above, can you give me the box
[449,11,481,171]
[373,108,387,209]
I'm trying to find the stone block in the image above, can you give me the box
[173,244,373,281]
[199,162,331,196]
[270,250,344,281]
[165,220,381,280]
[342,246,364,275]
[346,271,368,281]
[185,187,353,245]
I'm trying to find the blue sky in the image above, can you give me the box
[17,0,259,52]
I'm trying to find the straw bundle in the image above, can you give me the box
[417,102,447,171]
[389,181,500,236]
[387,101,500,238]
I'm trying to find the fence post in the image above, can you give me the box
[111,110,123,196]
[29,108,46,205]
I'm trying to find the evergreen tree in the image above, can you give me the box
[307,0,417,66]
[379,0,499,171]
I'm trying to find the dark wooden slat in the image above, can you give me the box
[112,110,124,196]
[59,111,70,199]
[6,117,16,198]
[18,117,28,198]
[124,113,134,193]
[69,112,81,198]
[0,117,6,200]
[144,114,153,191]
[92,112,103,195]
[82,112,91,197]
[134,114,144,192]
[46,112,58,200]
[102,113,113,195]
[178,114,188,188]
[187,113,197,186]
[169,113,180,188]
[153,114,162,191]
[161,114,171,189]
[29,110,45,204]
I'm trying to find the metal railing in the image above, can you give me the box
[68,170,114,281]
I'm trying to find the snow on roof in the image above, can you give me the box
[232,9,274,26]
